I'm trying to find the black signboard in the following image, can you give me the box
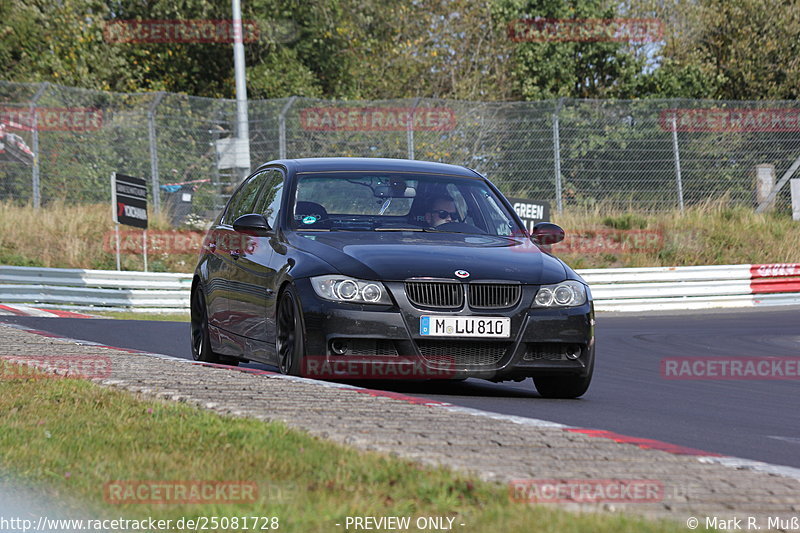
[113,173,148,229]
[507,197,550,233]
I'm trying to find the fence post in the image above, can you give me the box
[278,96,297,159]
[791,179,800,221]
[29,82,48,209]
[670,115,685,211]
[407,97,420,160]
[232,0,250,184]
[147,92,166,214]
[756,154,800,213]
[552,98,564,214]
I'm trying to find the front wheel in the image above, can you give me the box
[276,286,306,376]
[533,358,593,399]
[190,285,238,366]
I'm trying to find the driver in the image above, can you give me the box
[424,195,460,228]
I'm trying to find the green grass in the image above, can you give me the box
[552,201,800,268]
[90,311,190,322]
[2,200,799,271]
[0,200,198,273]
[0,373,703,533]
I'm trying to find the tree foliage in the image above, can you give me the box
[623,0,800,99]
[1,0,799,100]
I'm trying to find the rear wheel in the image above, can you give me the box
[533,358,593,399]
[190,285,238,366]
[276,286,305,376]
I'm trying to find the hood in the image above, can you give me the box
[290,231,567,284]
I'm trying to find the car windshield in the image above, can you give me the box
[291,172,521,236]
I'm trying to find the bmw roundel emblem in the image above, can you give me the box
[454,270,470,279]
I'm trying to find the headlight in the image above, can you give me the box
[311,275,392,305]
[532,281,587,308]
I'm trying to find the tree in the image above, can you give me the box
[624,0,800,100]
[492,0,652,99]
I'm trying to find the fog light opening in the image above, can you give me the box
[565,345,582,360]
[331,339,349,355]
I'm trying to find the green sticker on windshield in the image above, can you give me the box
[302,216,317,224]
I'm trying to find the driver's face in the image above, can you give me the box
[425,200,458,227]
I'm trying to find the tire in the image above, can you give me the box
[533,357,593,399]
[190,285,239,366]
[276,285,305,376]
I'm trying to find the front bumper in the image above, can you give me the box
[295,278,595,381]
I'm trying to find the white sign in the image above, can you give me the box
[215,137,251,170]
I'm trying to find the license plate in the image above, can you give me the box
[420,316,511,338]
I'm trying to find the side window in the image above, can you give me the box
[445,184,468,219]
[224,171,266,224]
[483,194,514,236]
[253,169,284,228]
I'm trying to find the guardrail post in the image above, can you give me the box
[29,83,48,209]
[147,92,166,214]
[278,96,297,159]
[670,115,685,211]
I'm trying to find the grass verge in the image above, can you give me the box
[0,201,199,272]
[90,311,190,322]
[551,199,800,268]
[2,200,799,271]
[0,373,703,533]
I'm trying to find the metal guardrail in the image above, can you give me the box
[0,264,798,313]
[581,263,800,311]
[0,266,191,313]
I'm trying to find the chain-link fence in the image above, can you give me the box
[2,81,799,222]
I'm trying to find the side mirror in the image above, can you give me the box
[530,222,565,245]
[233,213,271,235]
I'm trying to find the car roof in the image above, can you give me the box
[256,157,482,178]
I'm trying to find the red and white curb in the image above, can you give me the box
[3,322,800,483]
[0,304,97,319]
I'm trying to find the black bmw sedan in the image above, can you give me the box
[191,158,595,398]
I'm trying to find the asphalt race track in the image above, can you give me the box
[3,306,799,469]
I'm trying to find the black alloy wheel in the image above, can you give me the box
[276,286,305,375]
[190,285,238,366]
